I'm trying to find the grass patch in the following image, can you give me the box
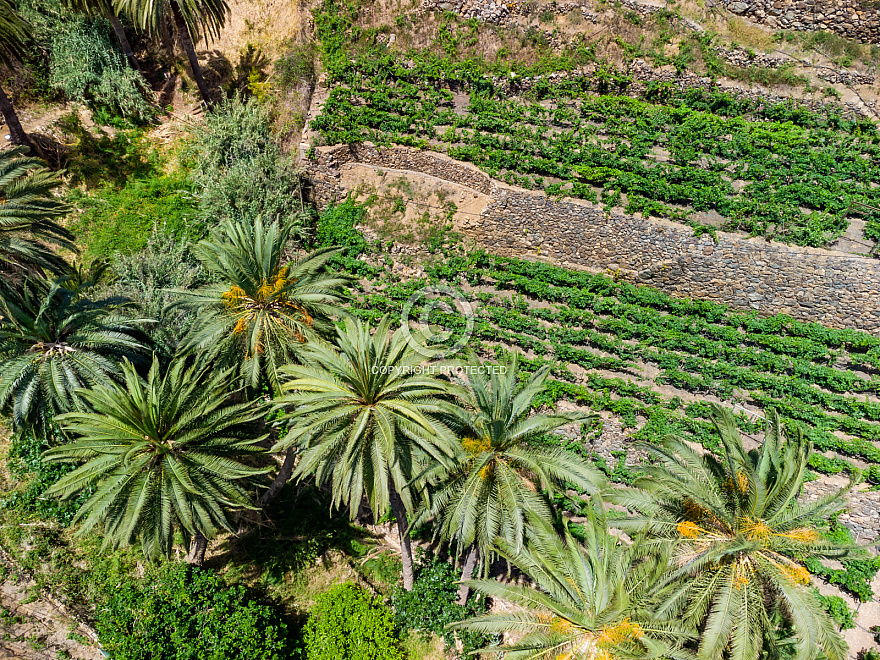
[68,171,201,262]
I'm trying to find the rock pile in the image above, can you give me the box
[721,0,880,44]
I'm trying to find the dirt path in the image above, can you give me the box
[0,547,100,660]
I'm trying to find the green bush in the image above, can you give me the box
[108,227,216,358]
[304,583,404,660]
[49,16,153,121]
[392,552,490,654]
[312,198,380,275]
[96,563,290,660]
[186,97,309,240]
[0,431,87,524]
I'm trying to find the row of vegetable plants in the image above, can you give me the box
[311,33,880,246]
[347,251,880,486]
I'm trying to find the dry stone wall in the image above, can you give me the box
[721,0,880,42]
[306,145,880,332]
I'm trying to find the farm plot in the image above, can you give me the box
[312,52,880,248]
[348,251,880,485]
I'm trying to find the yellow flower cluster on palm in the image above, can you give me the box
[221,268,312,341]
[461,436,492,455]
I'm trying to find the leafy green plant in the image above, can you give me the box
[1,431,88,524]
[392,551,489,654]
[96,563,290,660]
[107,226,215,359]
[303,583,404,660]
[49,15,152,121]
[186,97,309,239]
[815,592,856,630]
[69,170,201,261]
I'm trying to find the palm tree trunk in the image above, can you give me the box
[169,0,212,106]
[388,482,415,591]
[0,82,31,149]
[185,531,208,566]
[260,447,297,507]
[107,13,141,72]
[456,545,479,606]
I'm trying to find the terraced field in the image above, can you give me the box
[350,251,880,484]
[311,8,880,248]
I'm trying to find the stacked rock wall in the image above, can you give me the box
[306,144,880,332]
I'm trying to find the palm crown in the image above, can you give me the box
[0,277,151,437]
[276,315,458,588]
[415,354,603,574]
[169,217,348,394]
[43,357,270,559]
[0,147,76,282]
[451,507,695,660]
[610,404,851,660]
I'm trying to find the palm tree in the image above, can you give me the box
[0,147,76,285]
[63,0,141,70]
[0,277,152,439]
[43,356,270,565]
[414,353,604,604]
[275,315,459,590]
[610,404,851,660]
[0,0,33,148]
[115,0,228,104]
[168,217,348,395]
[450,507,696,660]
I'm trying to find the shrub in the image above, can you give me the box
[304,583,404,660]
[313,198,379,275]
[392,552,490,654]
[0,431,87,524]
[108,227,216,358]
[96,563,290,660]
[816,592,856,630]
[49,15,153,121]
[186,97,309,240]
[275,46,316,89]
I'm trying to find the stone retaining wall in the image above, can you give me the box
[722,0,880,43]
[306,145,880,332]
[310,143,492,194]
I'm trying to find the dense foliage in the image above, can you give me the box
[310,1,880,247]
[186,97,310,238]
[392,552,489,653]
[96,563,290,660]
[303,583,404,660]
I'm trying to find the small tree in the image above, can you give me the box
[62,0,141,70]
